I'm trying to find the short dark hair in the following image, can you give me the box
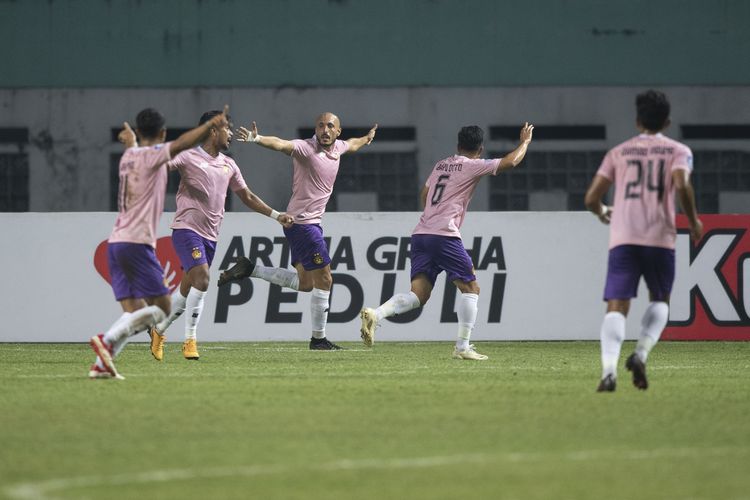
[199,110,230,126]
[457,126,484,152]
[135,108,166,139]
[636,90,670,132]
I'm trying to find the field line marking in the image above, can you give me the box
[5,446,749,500]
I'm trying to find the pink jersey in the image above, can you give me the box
[286,138,350,225]
[413,154,500,238]
[109,143,172,247]
[168,147,247,241]
[597,133,693,250]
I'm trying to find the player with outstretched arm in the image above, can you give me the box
[359,123,533,359]
[146,110,293,361]
[89,106,230,379]
[217,112,377,350]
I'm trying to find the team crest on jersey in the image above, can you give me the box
[312,253,324,265]
[223,165,230,174]
[192,247,202,260]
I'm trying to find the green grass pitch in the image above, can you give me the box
[1,341,748,500]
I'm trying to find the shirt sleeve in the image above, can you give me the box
[672,145,693,173]
[338,139,351,155]
[229,160,248,192]
[149,142,173,170]
[291,139,311,160]
[596,150,615,181]
[481,159,501,176]
[166,147,185,171]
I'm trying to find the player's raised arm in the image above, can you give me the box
[118,122,138,149]
[235,187,294,228]
[235,121,295,156]
[170,105,229,158]
[496,122,533,173]
[584,175,614,224]
[673,169,703,241]
[345,124,378,153]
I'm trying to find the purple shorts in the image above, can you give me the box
[283,223,330,271]
[107,242,169,301]
[604,244,675,301]
[172,229,217,272]
[410,234,476,286]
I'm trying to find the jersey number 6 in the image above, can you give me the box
[431,174,450,205]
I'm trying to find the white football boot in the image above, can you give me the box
[452,344,488,361]
[359,307,378,347]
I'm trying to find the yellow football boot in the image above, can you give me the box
[182,338,200,360]
[149,327,165,361]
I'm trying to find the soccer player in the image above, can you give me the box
[217,112,377,350]
[359,123,534,359]
[147,110,294,361]
[584,90,703,392]
[89,106,230,379]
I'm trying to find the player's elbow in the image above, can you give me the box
[497,158,514,171]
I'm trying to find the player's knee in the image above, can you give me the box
[155,298,171,316]
[313,270,333,290]
[318,276,333,290]
[190,269,210,291]
[415,290,431,305]
[193,277,210,291]
[455,280,480,295]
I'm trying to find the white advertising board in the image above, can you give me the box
[4,212,746,342]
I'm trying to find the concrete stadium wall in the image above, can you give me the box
[1,0,749,86]
[2,86,750,212]
[2,212,748,342]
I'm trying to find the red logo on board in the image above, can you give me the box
[93,237,183,293]
[664,215,750,340]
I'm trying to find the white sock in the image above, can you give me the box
[375,291,420,321]
[455,293,479,351]
[96,312,132,368]
[184,287,207,340]
[600,311,626,379]
[635,302,669,363]
[155,291,187,333]
[310,288,330,339]
[252,265,300,291]
[103,305,167,346]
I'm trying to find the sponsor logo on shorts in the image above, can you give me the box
[313,253,324,265]
[192,247,203,260]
